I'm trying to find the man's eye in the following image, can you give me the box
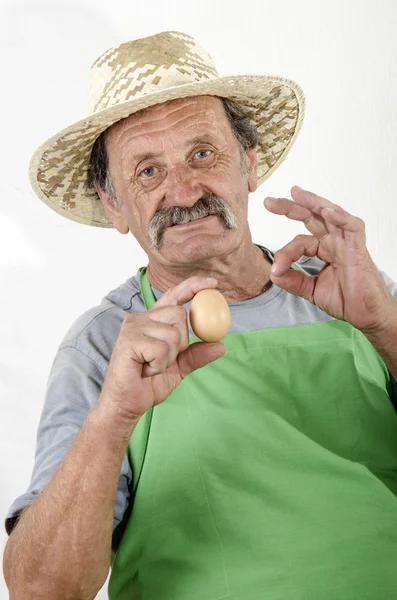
[194,149,212,160]
[140,166,157,178]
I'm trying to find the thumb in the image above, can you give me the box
[177,341,226,378]
[271,269,315,302]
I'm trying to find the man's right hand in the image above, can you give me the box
[99,276,226,423]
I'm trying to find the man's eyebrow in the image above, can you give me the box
[184,134,216,147]
[130,134,217,164]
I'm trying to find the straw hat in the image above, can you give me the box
[29,30,306,228]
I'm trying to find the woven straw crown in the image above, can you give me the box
[29,31,306,228]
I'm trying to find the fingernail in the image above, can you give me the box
[271,264,278,274]
[205,277,217,281]
[323,207,336,212]
[265,196,278,201]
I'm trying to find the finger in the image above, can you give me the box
[264,196,329,239]
[122,310,190,376]
[146,306,190,349]
[139,338,174,377]
[153,276,218,310]
[271,235,319,278]
[177,341,226,378]
[320,206,366,247]
[270,268,316,302]
[142,320,187,360]
[125,306,189,346]
[319,210,341,238]
[290,186,343,214]
[291,186,362,240]
[142,335,226,379]
[264,196,312,221]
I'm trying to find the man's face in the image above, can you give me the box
[101,95,258,266]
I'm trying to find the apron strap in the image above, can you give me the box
[389,374,397,412]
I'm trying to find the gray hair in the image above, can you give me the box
[86,97,260,207]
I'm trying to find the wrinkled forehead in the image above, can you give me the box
[106,95,232,149]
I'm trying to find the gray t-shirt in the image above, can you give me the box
[5,250,397,535]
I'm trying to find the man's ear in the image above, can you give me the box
[95,185,129,234]
[246,149,258,193]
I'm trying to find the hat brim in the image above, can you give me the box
[29,74,306,228]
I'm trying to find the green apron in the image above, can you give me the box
[109,248,397,599]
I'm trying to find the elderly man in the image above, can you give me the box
[4,31,397,599]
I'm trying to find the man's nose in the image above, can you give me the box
[164,164,203,207]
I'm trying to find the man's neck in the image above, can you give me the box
[146,244,273,302]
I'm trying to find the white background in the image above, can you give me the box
[1,0,396,597]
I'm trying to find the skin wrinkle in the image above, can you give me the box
[95,95,273,302]
[129,136,230,182]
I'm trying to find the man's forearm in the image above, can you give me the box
[362,297,397,383]
[3,398,138,600]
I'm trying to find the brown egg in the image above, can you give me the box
[190,289,231,342]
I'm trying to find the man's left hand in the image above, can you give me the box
[264,186,395,336]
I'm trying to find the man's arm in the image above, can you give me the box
[362,297,397,383]
[3,398,138,600]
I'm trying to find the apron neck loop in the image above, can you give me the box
[139,267,156,310]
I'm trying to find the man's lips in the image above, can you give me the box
[167,215,219,229]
